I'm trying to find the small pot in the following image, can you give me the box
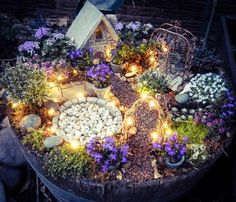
[92,84,111,99]
[165,156,185,169]
[110,61,124,73]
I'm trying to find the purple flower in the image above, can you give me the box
[152,143,161,149]
[115,22,124,31]
[35,27,49,39]
[18,41,40,55]
[101,164,109,173]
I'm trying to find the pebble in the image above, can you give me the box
[19,114,41,130]
[189,109,196,115]
[175,93,189,104]
[180,115,187,120]
[171,107,178,112]
[181,108,188,114]
[44,136,64,149]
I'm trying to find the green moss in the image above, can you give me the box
[22,128,45,152]
[45,144,93,179]
[174,120,209,144]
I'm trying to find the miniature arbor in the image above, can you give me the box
[150,21,196,91]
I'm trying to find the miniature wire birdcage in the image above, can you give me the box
[150,21,196,73]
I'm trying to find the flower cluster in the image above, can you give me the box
[86,63,113,88]
[220,89,236,119]
[194,111,227,135]
[35,27,49,40]
[86,137,129,173]
[115,21,153,44]
[152,133,189,162]
[18,41,40,56]
[186,73,227,105]
[188,144,208,162]
[67,48,93,70]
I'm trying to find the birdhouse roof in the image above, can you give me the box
[66,1,119,48]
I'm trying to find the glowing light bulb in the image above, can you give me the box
[70,141,79,149]
[73,69,78,75]
[150,56,155,63]
[126,117,134,126]
[149,100,156,108]
[48,108,55,116]
[163,46,168,53]
[48,82,56,88]
[77,91,85,99]
[150,131,159,142]
[166,128,172,135]
[141,92,148,99]
[57,74,63,81]
[149,50,154,55]
[130,64,138,73]
[120,106,125,111]
[12,102,18,108]
[163,122,168,129]
[53,98,58,103]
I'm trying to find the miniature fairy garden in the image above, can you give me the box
[0,8,236,201]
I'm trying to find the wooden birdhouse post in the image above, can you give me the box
[66,1,119,62]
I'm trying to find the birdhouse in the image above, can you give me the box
[66,1,119,61]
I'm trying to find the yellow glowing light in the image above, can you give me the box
[48,127,56,133]
[53,98,58,103]
[106,47,112,61]
[149,50,154,55]
[70,141,79,149]
[150,56,155,63]
[120,106,125,111]
[12,102,19,108]
[150,131,159,142]
[163,46,168,53]
[163,122,168,129]
[77,91,85,99]
[166,128,172,135]
[149,100,156,108]
[48,108,55,116]
[126,117,135,126]
[130,64,138,73]
[48,82,56,88]
[73,69,78,75]
[57,74,63,81]
[140,92,149,99]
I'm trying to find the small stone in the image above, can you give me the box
[127,78,135,83]
[78,97,86,103]
[19,114,41,130]
[44,136,63,149]
[198,108,203,112]
[175,93,189,104]
[180,115,187,120]
[115,73,121,77]
[120,77,126,81]
[188,115,193,120]
[87,97,98,103]
[64,101,73,107]
[189,109,196,115]
[171,107,179,112]
[181,108,188,114]
[125,72,136,78]
[176,117,181,122]
[205,105,213,109]
[128,127,137,135]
